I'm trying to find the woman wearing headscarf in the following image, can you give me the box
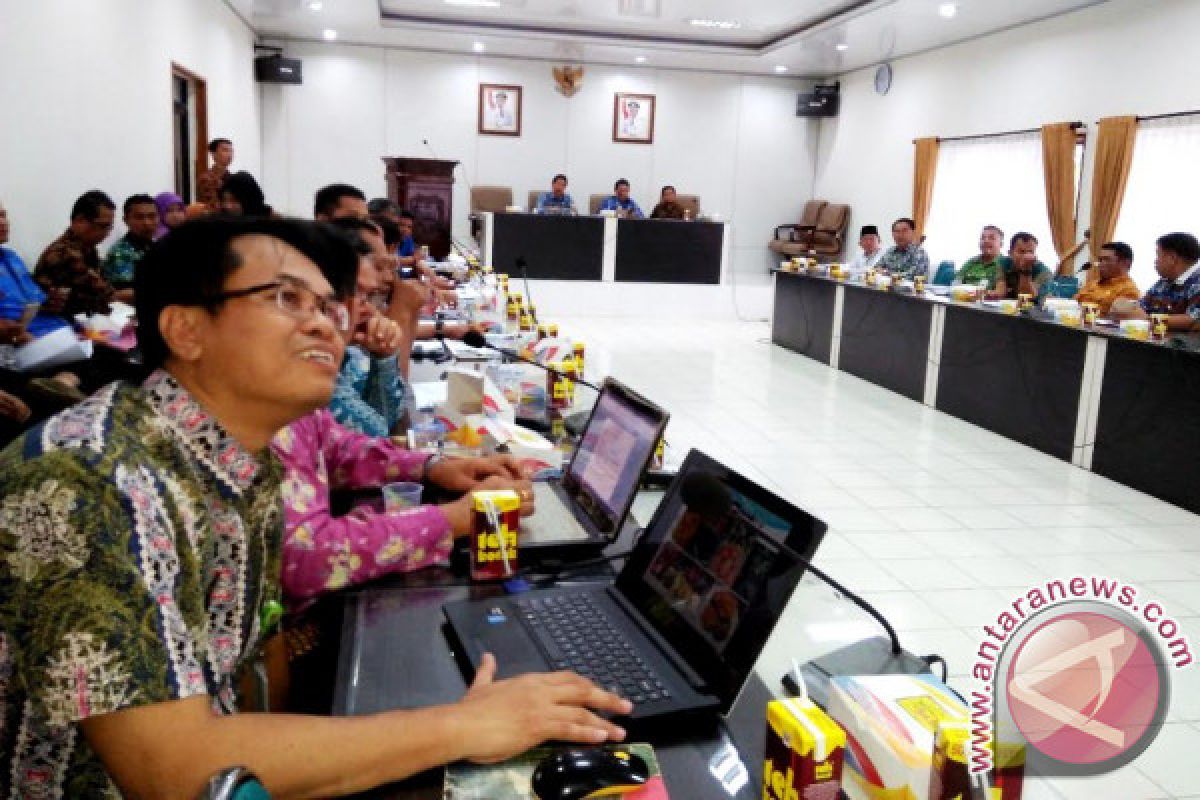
[153,192,186,239]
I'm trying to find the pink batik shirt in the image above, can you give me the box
[271,409,453,604]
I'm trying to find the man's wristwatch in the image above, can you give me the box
[434,318,445,337]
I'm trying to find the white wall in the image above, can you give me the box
[260,44,818,317]
[813,0,1200,265]
[0,0,260,260]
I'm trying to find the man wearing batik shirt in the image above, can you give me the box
[1074,241,1141,315]
[0,216,629,798]
[328,218,411,437]
[101,193,158,302]
[1113,232,1200,332]
[273,410,530,606]
[197,137,234,210]
[33,189,117,317]
[879,217,930,279]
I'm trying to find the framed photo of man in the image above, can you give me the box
[613,92,655,144]
[478,83,522,136]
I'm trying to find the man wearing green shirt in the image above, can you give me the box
[995,231,1052,300]
[0,216,629,798]
[954,225,1005,289]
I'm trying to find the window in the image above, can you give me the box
[1114,115,1200,291]
[923,132,1075,272]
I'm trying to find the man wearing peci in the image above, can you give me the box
[846,225,885,277]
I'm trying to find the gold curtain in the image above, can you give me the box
[912,137,940,239]
[1088,116,1138,279]
[1041,123,1079,275]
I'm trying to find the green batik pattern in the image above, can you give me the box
[0,374,283,798]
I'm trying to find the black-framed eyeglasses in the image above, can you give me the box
[215,276,350,331]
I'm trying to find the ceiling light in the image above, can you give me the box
[635,55,647,63]
[774,65,788,73]
[307,1,323,11]
[445,0,501,7]
[322,28,337,41]
[689,18,741,30]
[472,41,486,53]
[938,3,957,18]
[836,43,849,51]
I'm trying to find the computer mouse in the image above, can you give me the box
[531,747,649,800]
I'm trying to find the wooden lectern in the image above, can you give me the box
[382,157,457,260]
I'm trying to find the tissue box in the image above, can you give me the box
[827,674,967,800]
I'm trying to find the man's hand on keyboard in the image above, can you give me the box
[456,652,632,764]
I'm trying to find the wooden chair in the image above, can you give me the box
[808,203,850,257]
[768,200,827,258]
[676,194,701,218]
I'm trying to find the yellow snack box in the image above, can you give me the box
[470,490,520,580]
[763,697,846,800]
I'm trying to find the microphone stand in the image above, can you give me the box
[516,256,538,326]
[461,331,600,392]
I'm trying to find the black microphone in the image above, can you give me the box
[680,473,904,657]
[461,330,600,391]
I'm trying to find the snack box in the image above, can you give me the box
[827,674,967,800]
[763,696,845,800]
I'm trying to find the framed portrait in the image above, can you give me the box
[613,92,655,144]
[478,83,522,136]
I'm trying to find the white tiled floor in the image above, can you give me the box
[575,316,1200,799]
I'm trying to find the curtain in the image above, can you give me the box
[922,133,1054,269]
[1114,115,1200,290]
[1041,123,1079,275]
[1088,116,1138,278]
[912,137,939,239]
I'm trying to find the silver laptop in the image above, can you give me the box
[519,378,668,558]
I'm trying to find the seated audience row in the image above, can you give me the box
[847,217,1199,330]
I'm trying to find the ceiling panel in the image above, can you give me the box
[251,0,1112,77]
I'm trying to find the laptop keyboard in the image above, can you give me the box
[519,483,590,544]
[515,594,672,707]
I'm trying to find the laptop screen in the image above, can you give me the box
[614,450,827,711]
[562,382,664,528]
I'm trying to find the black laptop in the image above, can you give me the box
[518,378,668,561]
[443,449,828,729]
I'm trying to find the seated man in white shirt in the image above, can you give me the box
[846,225,884,276]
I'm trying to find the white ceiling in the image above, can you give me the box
[249,0,1110,78]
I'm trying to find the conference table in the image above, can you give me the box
[479,212,727,284]
[325,487,892,799]
[771,269,1200,514]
